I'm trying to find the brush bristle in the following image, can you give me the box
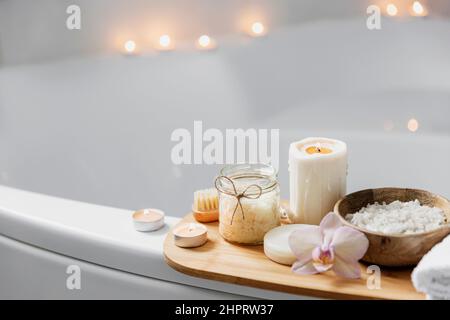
[193,188,218,212]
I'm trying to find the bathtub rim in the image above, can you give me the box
[0,184,308,299]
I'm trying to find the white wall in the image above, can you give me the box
[1,18,450,214]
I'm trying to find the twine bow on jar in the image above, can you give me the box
[214,175,263,225]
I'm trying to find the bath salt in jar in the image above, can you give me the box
[215,164,281,245]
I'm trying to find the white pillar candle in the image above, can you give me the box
[288,137,347,225]
[264,224,303,265]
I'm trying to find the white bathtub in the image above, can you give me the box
[1,17,450,299]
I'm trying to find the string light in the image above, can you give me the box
[386,4,398,17]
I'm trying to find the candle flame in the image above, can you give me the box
[408,118,419,132]
[124,40,136,54]
[305,143,333,155]
[159,34,172,49]
[198,35,211,48]
[316,143,322,153]
[249,22,266,37]
[196,34,217,50]
[412,1,425,16]
[386,4,398,16]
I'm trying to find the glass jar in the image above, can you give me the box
[215,164,280,245]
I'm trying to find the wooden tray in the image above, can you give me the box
[164,213,425,300]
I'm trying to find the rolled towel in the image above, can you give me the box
[427,294,449,300]
[412,235,450,299]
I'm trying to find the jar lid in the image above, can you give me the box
[216,163,278,195]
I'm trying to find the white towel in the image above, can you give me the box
[427,294,450,300]
[412,235,450,299]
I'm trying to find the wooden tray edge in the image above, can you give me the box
[163,231,385,300]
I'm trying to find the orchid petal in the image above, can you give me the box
[313,262,334,273]
[331,226,369,262]
[319,212,342,246]
[288,226,322,264]
[292,260,318,275]
[311,246,335,272]
[332,256,362,279]
[311,246,322,261]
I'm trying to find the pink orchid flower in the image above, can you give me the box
[288,212,369,279]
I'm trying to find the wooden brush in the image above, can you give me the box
[192,188,219,223]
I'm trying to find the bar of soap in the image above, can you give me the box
[263,224,303,265]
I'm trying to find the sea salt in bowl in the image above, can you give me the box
[334,188,450,267]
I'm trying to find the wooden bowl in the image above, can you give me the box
[334,188,450,267]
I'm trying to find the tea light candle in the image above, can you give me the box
[157,34,174,51]
[289,137,347,225]
[132,208,165,232]
[264,224,302,265]
[248,22,267,37]
[411,1,427,17]
[385,3,399,17]
[173,223,208,248]
[123,40,137,55]
[196,35,217,51]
